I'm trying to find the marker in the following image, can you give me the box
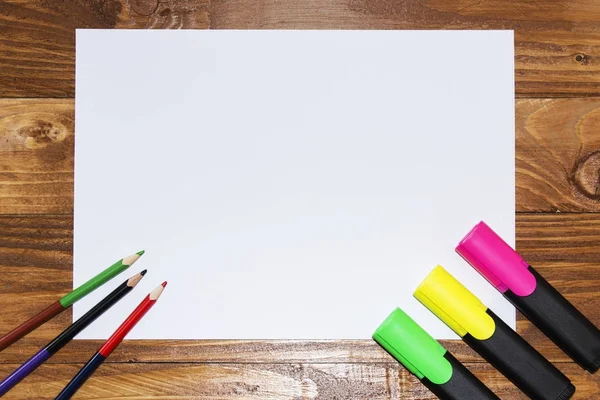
[373,308,499,400]
[457,221,600,373]
[415,266,575,400]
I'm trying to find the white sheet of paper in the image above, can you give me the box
[74,29,515,339]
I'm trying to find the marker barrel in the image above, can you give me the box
[373,308,499,400]
[415,266,575,400]
[505,265,600,373]
[466,309,575,400]
[457,221,600,373]
[425,352,501,400]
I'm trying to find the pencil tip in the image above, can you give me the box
[161,281,167,287]
[149,282,166,300]
[127,270,146,287]
[136,250,145,256]
[122,251,143,266]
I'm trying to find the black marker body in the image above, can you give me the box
[506,266,600,373]
[421,352,500,400]
[464,310,574,400]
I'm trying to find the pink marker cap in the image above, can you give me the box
[456,221,536,297]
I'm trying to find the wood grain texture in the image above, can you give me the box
[209,0,600,97]
[4,99,600,214]
[0,99,73,214]
[0,0,210,97]
[1,362,598,400]
[517,99,600,212]
[2,2,600,397]
[0,213,598,365]
[0,0,599,97]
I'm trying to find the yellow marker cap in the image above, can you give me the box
[414,266,495,340]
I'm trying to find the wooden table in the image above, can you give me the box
[1,0,600,398]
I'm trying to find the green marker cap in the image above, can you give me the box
[373,308,452,385]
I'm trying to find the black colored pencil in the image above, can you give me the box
[0,251,144,352]
[55,282,166,400]
[0,270,146,396]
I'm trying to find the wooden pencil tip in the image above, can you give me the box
[127,270,146,287]
[122,251,143,266]
[149,283,166,300]
[136,250,145,256]
[161,281,167,287]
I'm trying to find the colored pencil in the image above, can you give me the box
[0,250,145,352]
[0,270,146,397]
[55,282,167,400]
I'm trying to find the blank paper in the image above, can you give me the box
[74,29,515,339]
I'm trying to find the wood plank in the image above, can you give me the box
[0,99,73,215]
[517,99,600,212]
[2,362,595,400]
[0,0,599,97]
[0,0,211,98]
[210,0,600,98]
[517,213,600,262]
[3,98,600,214]
[0,213,599,364]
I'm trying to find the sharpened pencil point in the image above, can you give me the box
[149,283,166,300]
[122,251,143,266]
[127,270,146,287]
[136,250,145,256]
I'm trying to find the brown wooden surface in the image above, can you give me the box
[0,213,598,365]
[0,0,599,98]
[5,362,594,400]
[5,98,600,214]
[1,0,600,398]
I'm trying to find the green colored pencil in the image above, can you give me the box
[0,251,145,352]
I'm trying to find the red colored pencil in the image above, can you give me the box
[100,281,166,356]
[55,282,166,400]
[0,251,144,352]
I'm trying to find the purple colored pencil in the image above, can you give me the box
[0,349,51,396]
[0,271,145,396]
